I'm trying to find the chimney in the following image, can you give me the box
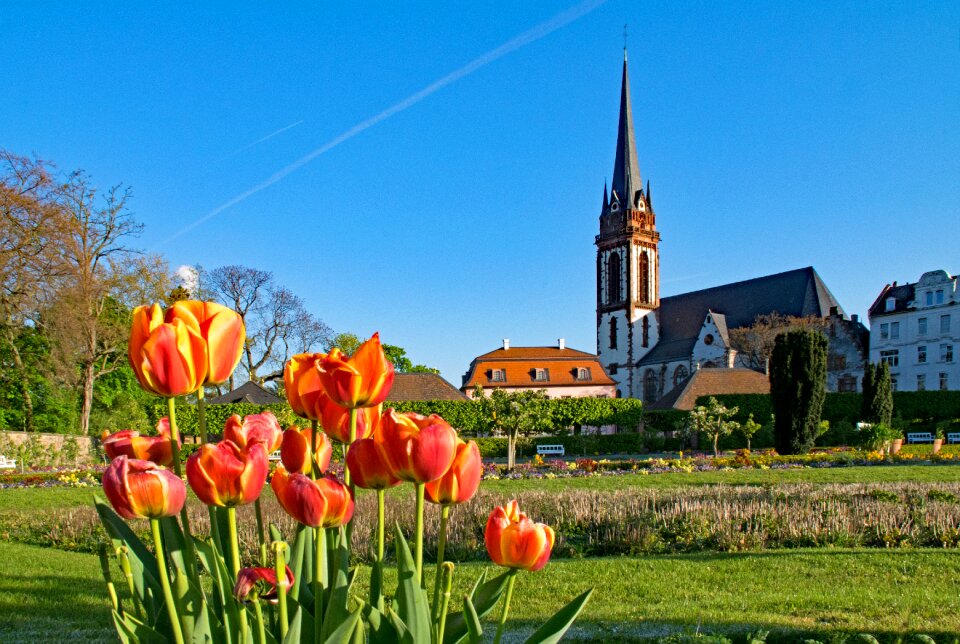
[558,338,565,350]
[829,306,838,317]
[502,339,510,350]
[851,314,859,324]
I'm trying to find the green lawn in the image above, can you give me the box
[2,541,958,642]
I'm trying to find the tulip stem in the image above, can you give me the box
[345,408,357,549]
[431,504,450,623]
[314,526,325,643]
[254,498,267,566]
[167,397,197,579]
[151,519,186,644]
[251,590,267,644]
[310,420,319,480]
[117,547,145,619]
[436,562,454,644]
[415,483,425,585]
[196,387,208,444]
[227,507,249,644]
[493,569,519,644]
[98,545,120,614]
[272,541,289,640]
[376,489,385,564]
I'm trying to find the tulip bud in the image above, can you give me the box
[280,427,332,475]
[223,412,283,453]
[283,353,326,421]
[101,416,180,467]
[425,439,482,505]
[317,333,394,409]
[129,305,208,397]
[484,500,554,572]
[319,399,379,444]
[102,456,186,520]
[271,468,354,528]
[378,409,457,484]
[185,440,269,507]
[165,301,245,386]
[346,438,401,490]
[233,565,295,602]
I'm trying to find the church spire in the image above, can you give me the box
[611,50,641,209]
[601,182,609,213]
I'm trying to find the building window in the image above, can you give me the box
[919,317,927,335]
[638,253,650,303]
[942,344,954,363]
[606,253,622,304]
[575,368,591,381]
[937,290,944,304]
[608,363,618,375]
[828,354,847,370]
[838,376,857,392]
[885,297,896,312]
[673,365,688,387]
[880,323,889,340]
[533,368,550,382]
[917,374,926,391]
[918,346,927,364]
[890,322,900,339]
[941,373,949,391]
[609,317,618,349]
[926,292,933,306]
[890,376,898,392]
[879,350,899,367]
[642,317,650,348]
[490,369,506,382]
[643,370,658,402]
[941,315,951,333]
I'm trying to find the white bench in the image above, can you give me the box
[947,433,960,444]
[0,455,17,469]
[907,432,934,444]
[536,444,565,457]
[268,450,282,461]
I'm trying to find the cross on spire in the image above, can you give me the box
[623,23,628,59]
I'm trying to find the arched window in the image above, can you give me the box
[642,316,650,348]
[673,365,688,387]
[638,252,650,303]
[643,369,658,402]
[609,317,618,349]
[606,252,622,303]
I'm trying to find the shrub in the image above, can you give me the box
[770,330,828,455]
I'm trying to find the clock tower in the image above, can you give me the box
[596,50,660,398]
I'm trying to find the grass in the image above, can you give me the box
[2,540,959,642]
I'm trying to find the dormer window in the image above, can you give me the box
[490,369,506,383]
[575,368,592,381]
[885,297,896,312]
[533,368,550,382]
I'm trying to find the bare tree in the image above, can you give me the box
[206,265,331,387]
[729,313,827,372]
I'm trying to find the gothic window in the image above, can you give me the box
[643,369,658,402]
[638,252,650,303]
[609,317,618,349]
[642,317,650,348]
[673,365,688,387]
[606,252,622,303]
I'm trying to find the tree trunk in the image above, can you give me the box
[6,338,35,433]
[713,434,719,458]
[746,437,752,451]
[507,433,516,470]
[80,361,95,435]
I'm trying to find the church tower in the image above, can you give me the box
[596,50,660,398]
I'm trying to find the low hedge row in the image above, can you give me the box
[472,434,648,458]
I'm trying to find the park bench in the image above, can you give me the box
[906,432,934,444]
[536,444,565,457]
[268,450,282,461]
[947,433,960,444]
[0,455,17,469]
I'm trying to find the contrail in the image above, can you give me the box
[161,0,606,245]
[228,120,305,155]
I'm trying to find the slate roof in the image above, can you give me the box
[385,373,469,402]
[638,267,842,366]
[207,381,282,405]
[610,52,642,210]
[868,283,916,318]
[648,368,770,411]
[461,346,616,391]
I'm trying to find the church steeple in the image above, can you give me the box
[610,50,641,210]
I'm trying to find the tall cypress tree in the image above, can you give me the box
[860,363,875,422]
[770,329,828,455]
[869,362,894,426]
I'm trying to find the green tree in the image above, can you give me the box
[328,332,361,356]
[739,413,762,450]
[861,362,893,426]
[382,343,439,374]
[474,386,552,468]
[689,396,740,457]
[770,329,828,455]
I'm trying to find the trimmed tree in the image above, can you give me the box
[689,396,739,457]
[770,329,828,455]
[862,362,893,426]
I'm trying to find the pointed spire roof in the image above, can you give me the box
[601,182,609,213]
[611,50,641,210]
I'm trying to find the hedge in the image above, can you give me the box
[472,434,647,458]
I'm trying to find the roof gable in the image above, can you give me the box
[385,374,468,402]
[207,381,282,405]
[648,368,770,410]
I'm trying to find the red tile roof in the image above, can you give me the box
[649,368,769,411]
[385,373,469,401]
[461,346,616,391]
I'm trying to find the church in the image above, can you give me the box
[595,52,868,402]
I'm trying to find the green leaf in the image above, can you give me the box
[385,608,413,644]
[392,524,432,644]
[289,526,308,601]
[282,607,302,644]
[269,523,283,545]
[320,527,352,641]
[112,609,169,643]
[322,607,362,644]
[96,497,162,610]
[522,587,593,644]
[193,537,241,641]
[369,558,384,611]
[362,602,396,644]
[462,595,483,644]
[443,569,511,644]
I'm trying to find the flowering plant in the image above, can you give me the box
[96,303,591,643]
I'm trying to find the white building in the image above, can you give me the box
[868,270,959,392]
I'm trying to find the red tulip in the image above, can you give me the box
[319,397,379,444]
[223,412,283,453]
[378,409,457,484]
[317,333,394,409]
[283,353,326,421]
[279,427,333,475]
[129,304,208,397]
[165,300,245,385]
[271,468,354,528]
[233,565,295,602]
[485,500,554,572]
[346,438,401,490]
[101,417,180,467]
[102,456,186,520]
[425,439,482,505]
[186,440,269,507]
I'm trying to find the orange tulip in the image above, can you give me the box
[129,304,208,397]
[317,333,394,409]
[102,456,186,520]
[223,412,283,453]
[271,468,354,528]
[378,409,457,484]
[484,500,554,572]
[165,301,245,385]
[280,427,332,475]
[101,417,180,466]
[186,440,269,507]
[319,397,379,444]
[346,438,401,490]
[425,439,482,505]
[283,353,326,421]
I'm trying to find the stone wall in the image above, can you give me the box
[0,431,98,469]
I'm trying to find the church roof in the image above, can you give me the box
[207,381,282,405]
[648,368,770,411]
[385,373,468,402]
[610,51,641,209]
[638,267,843,366]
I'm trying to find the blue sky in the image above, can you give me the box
[3,1,958,383]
